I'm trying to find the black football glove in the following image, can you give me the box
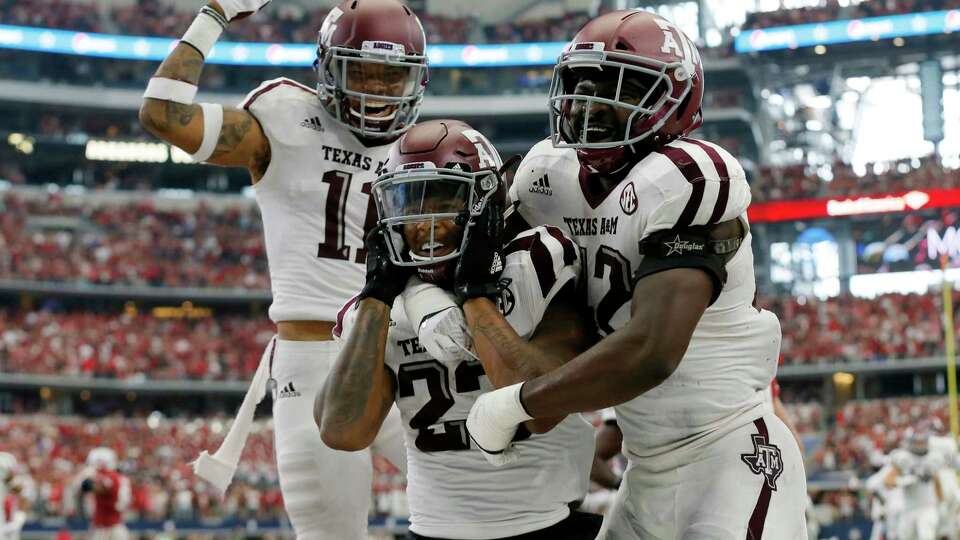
[454,198,505,303]
[357,226,412,306]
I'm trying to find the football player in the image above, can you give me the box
[465,11,808,539]
[0,452,25,540]
[317,120,601,539]
[887,433,942,540]
[80,448,131,540]
[138,1,427,538]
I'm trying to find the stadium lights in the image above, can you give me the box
[7,132,34,155]
[85,140,168,163]
[84,139,202,164]
[833,372,855,386]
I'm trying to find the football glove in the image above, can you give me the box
[454,197,505,303]
[211,0,272,22]
[358,227,412,306]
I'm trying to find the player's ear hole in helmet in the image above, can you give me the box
[371,120,505,285]
[314,0,429,141]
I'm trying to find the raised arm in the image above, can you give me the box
[138,1,270,179]
[317,299,397,451]
[318,227,413,450]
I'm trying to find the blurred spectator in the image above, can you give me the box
[0,414,403,523]
[0,192,269,289]
[0,414,282,522]
[762,292,946,365]
[0,307,275,381]
[743,0,960,30]
[0,0,734,55]
[751,155,960,203]
[812,397,951,475]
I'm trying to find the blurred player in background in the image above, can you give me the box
[138,0,428,537]
[319,120,600,539]
[0,453,25,540]
[78,448,130,540]
[886,432,942,540]
[927,423,960,540]
[466,10,807,538]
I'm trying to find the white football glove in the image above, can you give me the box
[466,382,533,467]
[402,277,473,362]
[418,307,473,362]
[212,0,272,22]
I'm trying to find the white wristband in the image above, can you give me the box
[143,77,198,104]
[189,102,224,163]
[497,382,534,424]
[181,12,224,58]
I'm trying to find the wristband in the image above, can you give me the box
[181,10,224,58]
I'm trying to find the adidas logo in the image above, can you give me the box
[299,116,325,133]
[277,381,301,399]
[529,174,552,195]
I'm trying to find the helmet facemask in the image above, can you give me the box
[548,48,692,151]
[317,41,428,140]
[372,164,501,284]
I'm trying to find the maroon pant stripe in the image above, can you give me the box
[746,418,772,540]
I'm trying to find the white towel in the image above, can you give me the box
[192,335,276,495]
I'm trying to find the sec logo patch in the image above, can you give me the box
[620,182,638,215]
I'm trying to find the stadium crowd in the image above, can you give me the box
[811,397,951,475]
[0,0,737,53]
[1,398,952,527]
[750,156,960,203]
[0,307,274,380]
[0,291,954,381]
[0,415,284,522]
[762,292,946,365]
[0,192,269,289]
[742,0,960,29]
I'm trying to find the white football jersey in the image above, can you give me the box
[337,226,595,539]
[890,449,941,509]
[509,138,781,460]
[243,78,391,323]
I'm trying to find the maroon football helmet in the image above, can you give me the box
[372,119,504,284]
[316,0,428,140]
[548,10,704,174]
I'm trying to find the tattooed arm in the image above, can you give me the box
[463,284,594,433]
[317,299,397,451]
[138,2,270,181]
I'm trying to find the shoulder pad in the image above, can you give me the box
[636,138,751,237]
[241,77,317,110]
[501,225,580,339]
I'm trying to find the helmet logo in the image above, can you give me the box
[655,18,684,58]
[320,7,343,47]
[654,18,700,81]
[462,129,502,169]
